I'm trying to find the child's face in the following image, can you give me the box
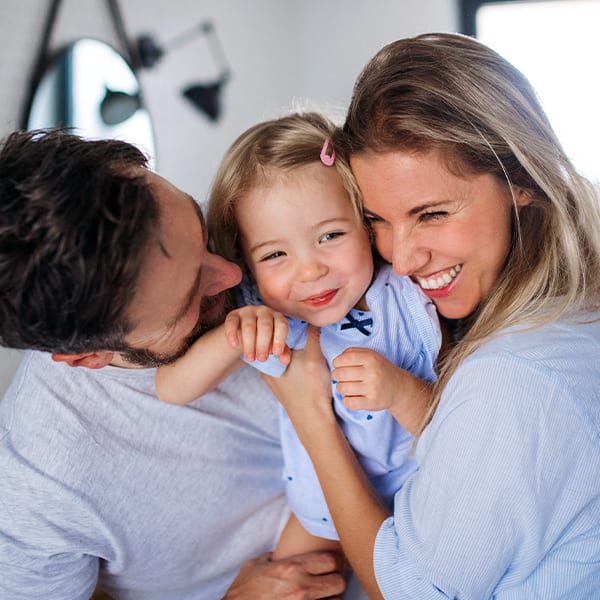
[237,162,374,326]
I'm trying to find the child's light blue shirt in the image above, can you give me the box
[240,264,441,538]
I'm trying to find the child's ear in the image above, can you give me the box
[51,352,114,369]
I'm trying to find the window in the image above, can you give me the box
[461,0,600,183]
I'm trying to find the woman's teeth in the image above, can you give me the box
[417,264,461,290]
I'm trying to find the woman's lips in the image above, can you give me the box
[415,264,462,298]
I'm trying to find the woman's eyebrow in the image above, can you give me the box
[406,200,449,215]
[364,200,450,220]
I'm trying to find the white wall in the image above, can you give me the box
[0,0,458,396]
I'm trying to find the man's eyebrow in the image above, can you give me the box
[168,195,206,327]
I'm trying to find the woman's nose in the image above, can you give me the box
[390,229,428,277]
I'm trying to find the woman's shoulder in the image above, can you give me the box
[472,313,600,368]
[445,315,600,433]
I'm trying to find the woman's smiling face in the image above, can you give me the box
[351,149,528,320]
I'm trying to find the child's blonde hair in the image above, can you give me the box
[207,112,362,265]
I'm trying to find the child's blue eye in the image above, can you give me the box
[320,231,344,242]
[261,251,285,261]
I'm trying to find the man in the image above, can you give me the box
[0,130,347,599]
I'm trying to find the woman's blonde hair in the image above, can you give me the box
[207,111,362,265]
[340,32,600,432]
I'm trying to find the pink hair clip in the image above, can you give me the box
[320,139,336,166]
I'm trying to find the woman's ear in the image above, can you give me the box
[51,352,114,369]
[513,185,534,208]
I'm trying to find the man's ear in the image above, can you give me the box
[51,352,114,369]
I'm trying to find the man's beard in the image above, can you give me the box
[119,290,236,368]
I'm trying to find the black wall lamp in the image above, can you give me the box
[25,0,231,131]
[135,21,231,122]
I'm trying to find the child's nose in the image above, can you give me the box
[296,257,328,282]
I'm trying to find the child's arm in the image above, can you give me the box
[331,348,432,436]
[273,513,343,562]
[155,305,290,405]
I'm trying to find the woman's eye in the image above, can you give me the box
[260,251,285,262]
[420,211,448,222]
[364,213,385,225]
[320,231,344,242]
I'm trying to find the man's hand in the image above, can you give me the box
[223,551,346,599]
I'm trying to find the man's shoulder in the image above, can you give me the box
[0,351,107,474]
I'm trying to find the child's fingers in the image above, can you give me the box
[271,313,289,356]
[224,312,242,348]
[254,314,276,361]
[239,317,259,362]
[335,379,364,398]
[254,311,288,360]
[342,394,373,411]
[331,364,364,386]
[332,346,375,368]
[278,344,292,365]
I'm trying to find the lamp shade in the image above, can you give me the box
[182,81,224,121]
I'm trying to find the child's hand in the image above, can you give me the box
[331,347,403,411]
[331,347,432,435]
[224,306,291,364]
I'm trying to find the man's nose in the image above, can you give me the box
[204,253,242,296]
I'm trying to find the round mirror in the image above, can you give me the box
[26,38,156,168]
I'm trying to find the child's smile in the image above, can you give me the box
[236,162,373,327]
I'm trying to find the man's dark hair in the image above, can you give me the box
[0,129,159,353]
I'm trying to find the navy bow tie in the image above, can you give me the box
[340,312,373,336]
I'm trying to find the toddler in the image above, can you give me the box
[155,112,441,559]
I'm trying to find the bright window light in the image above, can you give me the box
[476,0,600,183]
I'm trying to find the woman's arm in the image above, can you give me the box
[263,326,389,599]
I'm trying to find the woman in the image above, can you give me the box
[265,33,600,599]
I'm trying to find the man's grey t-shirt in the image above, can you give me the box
[0,351,289,599]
